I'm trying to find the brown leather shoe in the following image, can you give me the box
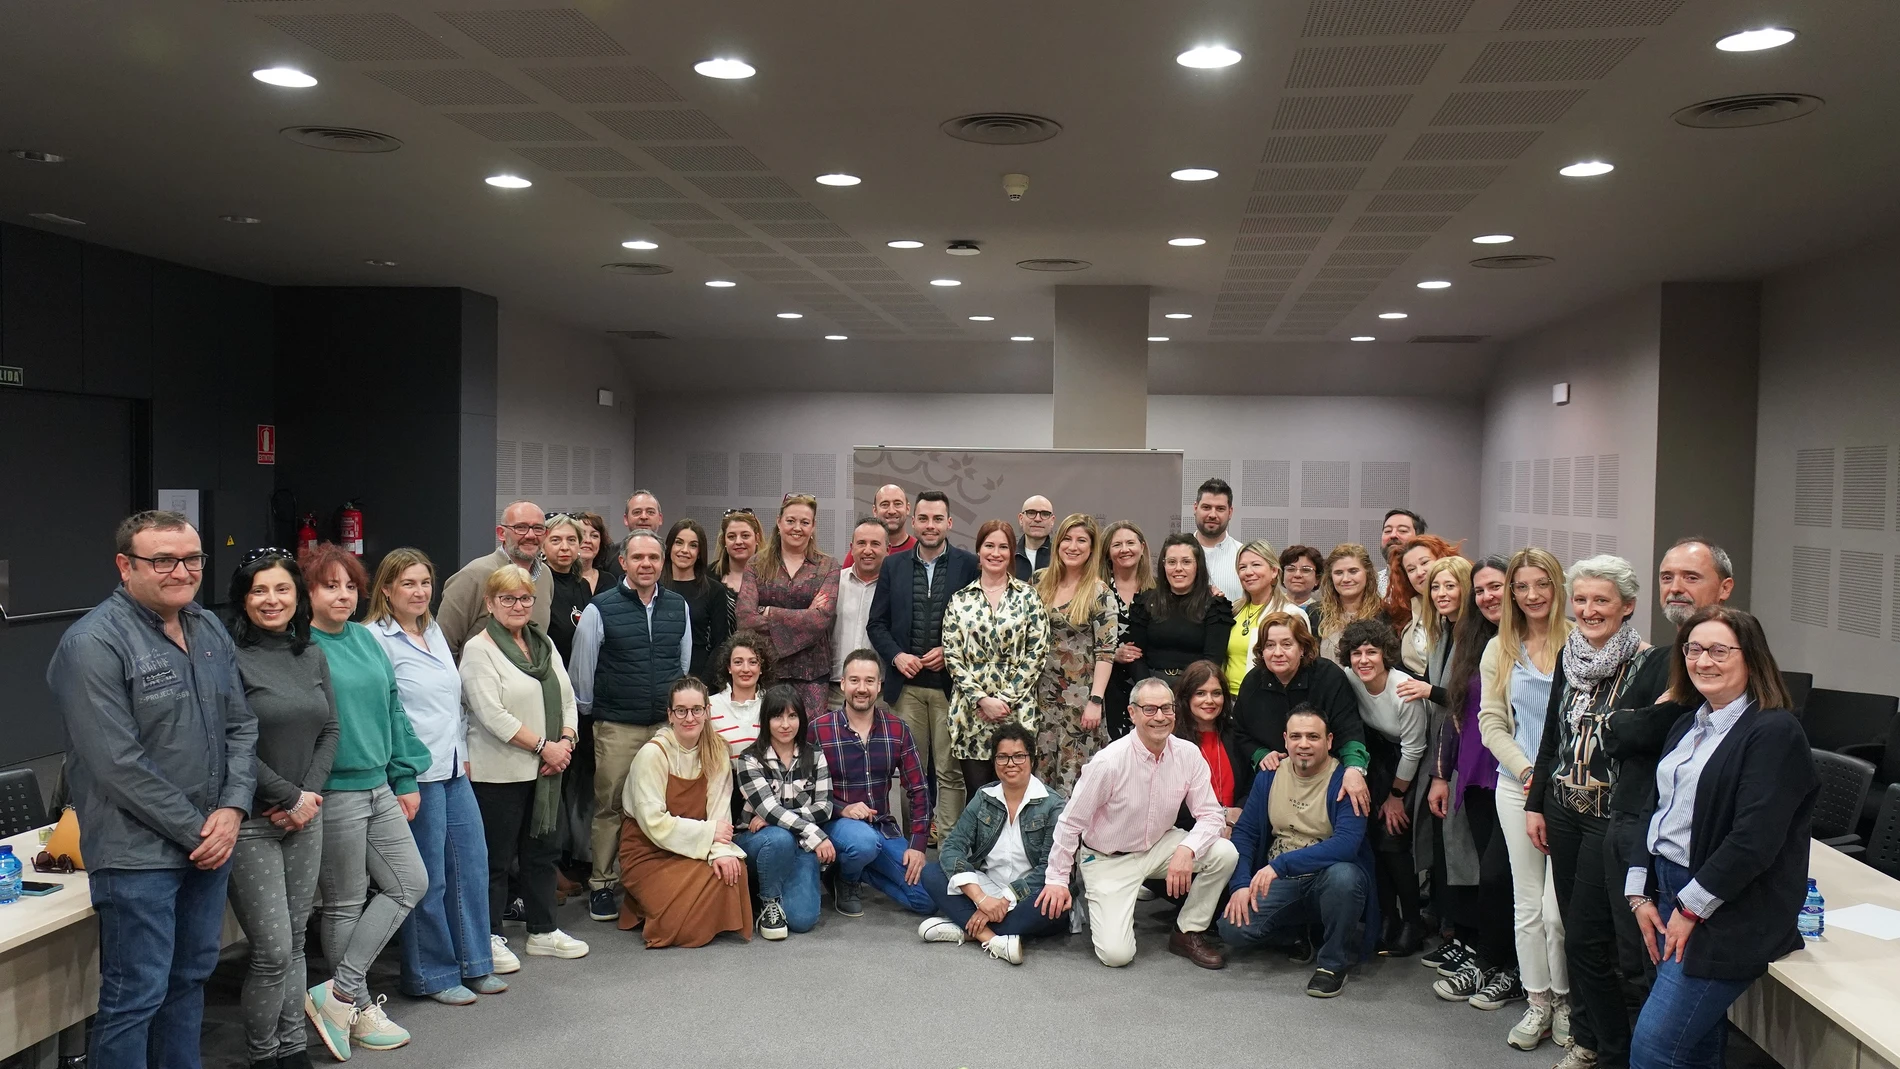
[1169,929,1226,970]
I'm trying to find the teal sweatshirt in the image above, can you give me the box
[312,622,432,795]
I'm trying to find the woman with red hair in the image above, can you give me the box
[1382,534,1464,676]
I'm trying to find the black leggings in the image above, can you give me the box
[1460,787,1518,969]
[1371,809,1422,926]
[1546,803,1629,1066]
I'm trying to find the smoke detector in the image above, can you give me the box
[945,241,981,256]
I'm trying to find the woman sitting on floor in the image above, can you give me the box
[617,677,752,947]
[916,721,1071,964]
[732,685,835,940]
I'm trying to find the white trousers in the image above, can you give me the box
[1078,828,1239,967]
[1496,774,1569,995]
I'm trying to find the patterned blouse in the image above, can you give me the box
[942,577,1050,760]
[1034,582,1119,796]
[737,552,840,684]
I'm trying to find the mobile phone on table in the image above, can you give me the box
[21,881,64,896]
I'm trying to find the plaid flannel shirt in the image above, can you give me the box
[809,705,931,851]
[733,745,835,851]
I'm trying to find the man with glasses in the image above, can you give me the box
[48,510,258,1068]
[1038,677,1238,969]
[439,499,553,657]
[568,528,691,922]
[1014,495,1056,580]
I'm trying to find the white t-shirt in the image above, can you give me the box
[1345,669,1430,783]
[1200,533,1244,603]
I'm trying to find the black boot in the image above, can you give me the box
[1383,919,1428,958]
[277,1049,315,1069]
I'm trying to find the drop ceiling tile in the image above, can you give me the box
[1286,45,1445,89]
[689,176,800,199]
[364,69,532,106]
[1382,164,1507,189]
[1500,0,1686,29]
[644,145,769,171]
[1326,250,1414,266]
[1230,252,1311,267]
[522,66,681,104]
[1272,94,1413,130]
[1337,234,1430,250]
[1404,130,1542,159]
[785,240,871,255]
[717,255,799,269]
[1240,216,1335,233]
[1350,213,1452,231]
[590,109,731,141]
[512,146,641,171]
[687,240,773,255]
[1246,193,1352,214]
[1430,88,1587,125]
[1259,134,1386,163]
[1254,166,1366,191]
[1461,38,1644,83]
[653,222,746,238]
[569,176,682,198]
[617,201,718,221]
[446,111,594,142]
[757,222,850,238]
[258,13,458,61]
[1301,0,1476,36]
[1317,265,1395,278]
[1364,191,1478,212]
[805,255,886,269]
[1234,234,1324,251]
[436,8,627,58]
[725,201,829,221]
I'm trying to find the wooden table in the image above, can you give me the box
[0,826,96,1066]
[1729,841,1900,1069]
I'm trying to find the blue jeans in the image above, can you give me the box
[823,817,935,915]
[921,860,1069,937]
[399,775,494,994]
[734,825,822,932]
[1217,861,1367,973]
[89,863,232,1069]
[1629,858,1754,1069]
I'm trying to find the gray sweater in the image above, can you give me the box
[233,631,341,813]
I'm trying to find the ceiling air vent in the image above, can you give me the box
[1411,334,1490,343]
[1672,93,1823,129]
[607,330,674,340]
[279,126,404,153]
[1470,254,1555,269]
[600,262,673,275]
[940,112,1062,145]
[1016,258,1092,272]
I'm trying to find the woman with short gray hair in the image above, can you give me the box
[1521,555,1672,1069]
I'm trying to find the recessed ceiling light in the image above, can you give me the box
[1164,312,1193,320]
[1010,336,1035,342]
[9,150,65,163]
[1176,45,1242,69]
[705,279,736,288]
[252,67,317,88]
[945,242,981,256]
[1716,27,1796,52]
[220,215,261,224]
[364,259,397,267]
[1167,237,1207,247]
[485,174,531,188]
[776,312,803,319]
[968,315,995,321]
[929,279,961,287]
[825,335,848,341]
[1351,336,1376,342]
[1378,312,1408,319]
[1170,168,1219,182]
[1472,234,1515,244]
[621,239,658,250]
[815,173,861,186]
[694,58,755,80]
[1559,161,1614,177]
[887,240,925,249]
[1148,336,1169,342]
[1417,280,1451,289]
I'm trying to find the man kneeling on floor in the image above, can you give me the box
[1038,676,1238,968]
[1218,703,1378,997]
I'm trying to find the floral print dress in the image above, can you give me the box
[736,552,840,717]
[1034,584,1118,796]
[941,577,1049,760]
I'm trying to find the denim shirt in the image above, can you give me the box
[47,587,258,870]
[937,780,1065,902]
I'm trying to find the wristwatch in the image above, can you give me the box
[1086,695,1105,706]
[1390,785,1408,799]
[534,738,548,756]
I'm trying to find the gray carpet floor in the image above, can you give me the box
[194,891,1786,1069]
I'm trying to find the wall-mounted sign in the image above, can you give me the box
[257,424,276,465]
[0,365,22,387]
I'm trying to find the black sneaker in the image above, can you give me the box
[1286,935,1317,965]
[834,879,864,918]
[1433,960,1485,1001]
[1468,966,1526,1010]
[588,888,617,922]
[1420,937,1465,971]
[757,898,789,941]
[503,897,526,923]
[1306,968,1346,998]
[1434,941,1476,978]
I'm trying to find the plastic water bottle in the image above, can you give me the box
[1798,877,1825,939]
[0,845,21,906]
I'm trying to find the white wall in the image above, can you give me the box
[1753,233,1900,691]
[495,306,638,523]
[1480,287,1662,636]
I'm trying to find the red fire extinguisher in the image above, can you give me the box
[338,501,364,558]
[297,514,320,555]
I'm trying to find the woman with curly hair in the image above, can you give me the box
[709,629,777,757]
[1381,534,1464,675]
[1316,543,1384,666]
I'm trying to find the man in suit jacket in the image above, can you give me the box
[866,490,981,838]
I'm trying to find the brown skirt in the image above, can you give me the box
[616,770,751,948]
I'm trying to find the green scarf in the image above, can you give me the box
[485,617,564,838]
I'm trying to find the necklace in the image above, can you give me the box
[1237,599,1268,637]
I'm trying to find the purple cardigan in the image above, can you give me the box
[1432,671,1499,806]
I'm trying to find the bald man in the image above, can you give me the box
[1014,495,1055,580]
[873,483,916,555]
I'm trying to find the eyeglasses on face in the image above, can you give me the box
[1020,509,1054,521]
[502,523,547,537]
[994,752,1032,766]
[1512,579,1555,594]
[127,552,209,575]
[670,705,709,719]
[1682,642,1738,663]
[1132,702,1176,718]
[495,594,536,608]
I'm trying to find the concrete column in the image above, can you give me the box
[1053,285,1149,448]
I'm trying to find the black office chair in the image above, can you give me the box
[1864,784,1900,879]
[0,767,48,839]
[1812,749,1876,854]
[1840,708,1900,825]
[1781,671,1813,719]
[1802,689,1898,753]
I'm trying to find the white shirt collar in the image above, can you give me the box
[981,775,1050,802]
[1697,693,1751,729]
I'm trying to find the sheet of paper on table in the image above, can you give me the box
[1822,902,1900,940]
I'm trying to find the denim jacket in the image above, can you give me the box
[47,588,258,870]
[937,778,1065,902]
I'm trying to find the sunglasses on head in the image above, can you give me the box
[241,547,293,567]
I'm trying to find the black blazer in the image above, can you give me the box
[1628,703,1817,981]
[1232,657,1368,771]
[865,545,981,704]
[1175,727,1256,832]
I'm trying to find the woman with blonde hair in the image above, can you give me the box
[1099,520,1153,739]
[617,677,752,947]
[715,509,766,630]
[1317,543,1384,665]
[1032,514,1118,795]
[737,494,839,717]
[1224,539,1295,696]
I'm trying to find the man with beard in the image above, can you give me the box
[1193,478,1244,602]
[1375,509,1425,596]
[440,499,553,655]
[811,650,935,916]
[873,483,916,555]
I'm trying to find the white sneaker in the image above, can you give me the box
[348,995,410,1051]
[489,934,521,974]
[1509,1001,1553,1050]
[1553,1046,1597,1069]
[984,934,1023,964]
[524,929,590,958]
[917,916,966,945]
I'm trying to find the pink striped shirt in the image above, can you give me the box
[1045,733,1225,884]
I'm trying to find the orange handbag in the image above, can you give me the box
[43,806,84,870]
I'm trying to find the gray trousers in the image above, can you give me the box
[318,785,427,1001]
[229,816,323,1062]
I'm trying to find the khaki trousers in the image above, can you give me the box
[1078,829,1239,967]
[589,721,662,890]
[891,684,964,832]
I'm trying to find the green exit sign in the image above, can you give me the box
[0,366,21,387]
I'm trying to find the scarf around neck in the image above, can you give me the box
[1561,620,1643,696]
[484,617,564,837]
